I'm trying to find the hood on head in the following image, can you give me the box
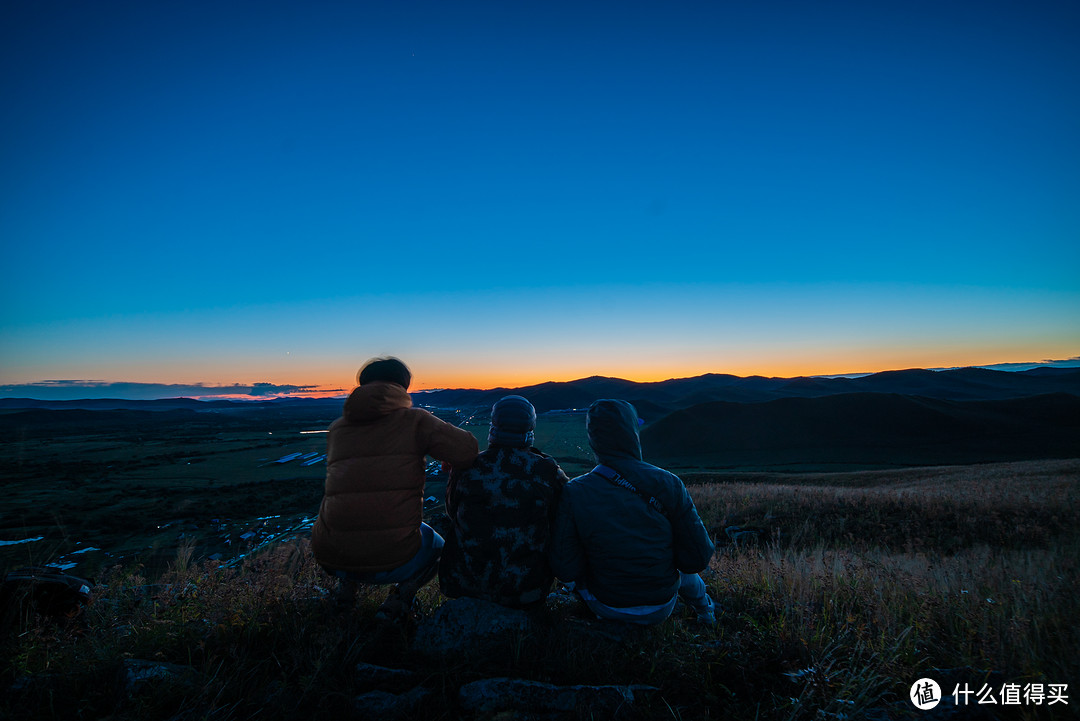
[586,399,643,462]
[343,381,412,422]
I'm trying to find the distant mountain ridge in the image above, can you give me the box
[416,367,1080,415]
[3,367,1078,471]
[0,397,344,411]
[3,367,1078,413]
[416,367,1080,470]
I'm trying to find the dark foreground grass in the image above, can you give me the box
[3,459,1078,720]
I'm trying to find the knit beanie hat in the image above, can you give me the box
[488,395,536,448]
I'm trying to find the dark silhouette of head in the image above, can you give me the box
[357,357,412,390]
[488,395,537,448]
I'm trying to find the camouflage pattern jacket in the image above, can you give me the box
[439,445,569,608]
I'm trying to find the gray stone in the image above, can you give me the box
[121,658,199,694]
[354,661,420,687]
[353,686,432,718]
[413,597,533,662]
[9,673,56,694]
[459,677,657,718]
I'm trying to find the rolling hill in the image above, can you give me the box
[639,392,1080,470]
[4,367,1077,471]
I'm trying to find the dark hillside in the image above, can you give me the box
[1021,366,1080,378]
[667,375,793,406]
[0,397,217,411]
[771,375,860,397]
[416,367,1080,412]
[640,392,1080,470]
[7,367,1075,415]
[0,408,206,440]
[417,375,744,412]
[843,367,1054,399]
[0,404,342,441]
[415,382,586,413]
[965,392,1080,427]
[624,398,673,422]
[778,367,1080,401]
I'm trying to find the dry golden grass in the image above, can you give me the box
[3,459,1077,720]
[686,459,1079,719]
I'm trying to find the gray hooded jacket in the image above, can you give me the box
[549,399,715,607]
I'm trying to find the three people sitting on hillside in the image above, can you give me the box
[311,357,716,625]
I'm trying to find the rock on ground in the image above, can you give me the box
[412,597,533,662]
[353,661,420,688]
[353,686,433,718]
[458,677,657,718]
[121,658,200,694]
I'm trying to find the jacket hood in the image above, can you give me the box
[586,399,643,462]
[343,381,412,422]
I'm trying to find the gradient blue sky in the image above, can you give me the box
[2,1,1078,396]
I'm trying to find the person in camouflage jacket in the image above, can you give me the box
[438,395,569,608]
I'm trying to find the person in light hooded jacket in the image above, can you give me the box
[549,399,716,625]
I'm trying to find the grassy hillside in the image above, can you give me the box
[3,459,1077,720]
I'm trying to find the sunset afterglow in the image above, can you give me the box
[2,2,1078,400]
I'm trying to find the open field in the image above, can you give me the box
[3,388,1075,575]
[2,406,1078,718]
[2,459,1077,719]
[0,408,592,577]
[0,406,334,576]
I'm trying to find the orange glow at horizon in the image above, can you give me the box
[287,345,1077,394]
[14,341,1071,399]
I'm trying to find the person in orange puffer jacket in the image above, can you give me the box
[311,357,478,620]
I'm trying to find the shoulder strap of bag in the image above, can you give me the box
[591,464,668,517]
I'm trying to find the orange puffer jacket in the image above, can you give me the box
[311,382,478,573]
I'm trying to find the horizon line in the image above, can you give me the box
[3,358,1079,402]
